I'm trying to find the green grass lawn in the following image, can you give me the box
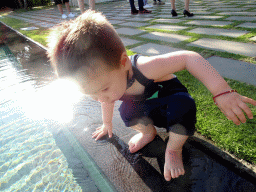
[0,14,50,47]
[1,9,256,165]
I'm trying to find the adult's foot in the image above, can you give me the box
[62,14,67,19]
[131,9,139,15]
[139,9,152,14]
[171,9,178,17]
[183,9,194,17]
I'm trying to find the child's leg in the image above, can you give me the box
[129,121,157,153]
[164,124,189,181]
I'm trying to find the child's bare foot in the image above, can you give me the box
[164,148,185,181]
[128,132,156,153]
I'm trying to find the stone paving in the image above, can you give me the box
[3,0,256,85]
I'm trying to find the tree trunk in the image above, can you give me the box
[17,0,23,8]
[24,0,28,9]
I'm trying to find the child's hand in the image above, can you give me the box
[92,123,113,141]
[215,92,256,125]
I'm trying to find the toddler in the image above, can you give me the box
[47,10,256,181]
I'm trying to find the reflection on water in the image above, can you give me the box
[0,23,84,191]
[20,79,84,123]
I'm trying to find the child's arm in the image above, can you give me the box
[138,51,256,125]
[92,102,114,140]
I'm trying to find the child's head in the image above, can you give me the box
[47,10,129,102]
[47,10,126,78]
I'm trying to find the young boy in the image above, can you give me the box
[47,10,256,181]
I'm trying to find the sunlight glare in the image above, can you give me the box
[22,79,83,124]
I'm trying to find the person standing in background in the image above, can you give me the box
[77,0,95,13]
[170,0,194,17]
[54,0,75,19]
[143,0,153,8]
[129,0,152,14]
[153,0,165,5]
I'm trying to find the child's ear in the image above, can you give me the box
[120,52,128,68]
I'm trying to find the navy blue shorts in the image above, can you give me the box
[119,92,197,136]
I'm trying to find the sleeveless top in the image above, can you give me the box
[119,54,188,101]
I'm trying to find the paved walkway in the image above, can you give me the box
[5,0,256,86]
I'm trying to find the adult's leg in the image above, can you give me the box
[129,0,137,11]
[77,0,85,13]
[89,0,95,10]
[64,2,71,14]
[170,0,176,10]
[138,0,144,11]
[184,0,190,11]
[56,2,64,14]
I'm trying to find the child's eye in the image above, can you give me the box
[102,87,109,92]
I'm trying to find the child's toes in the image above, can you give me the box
[128,143,136,152]
[164,169,172,181]
[179,168,185,176]
[171,169,179,178]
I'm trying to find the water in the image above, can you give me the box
[0,23,89,191]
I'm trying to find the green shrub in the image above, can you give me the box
[26,0,51,7]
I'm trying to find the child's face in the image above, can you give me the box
[76,62,129,103]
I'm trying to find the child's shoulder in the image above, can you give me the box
[135,54,179,81]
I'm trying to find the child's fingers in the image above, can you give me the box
[232,106,246,124]
[225,109,241,125]
[95,132,105,141]
[238,101,254,119]
[242,96,256,106]
[108,130,113,138]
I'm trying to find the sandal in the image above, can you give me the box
[139,9,152,14]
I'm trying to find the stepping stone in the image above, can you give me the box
[118,22,150,27]
[115,28,144,35]
[236,22,256,29]
[226,16,256,21]
[125,17,153,22]
[250,36,256,41]
[146,24,188,31]
[153,18,184,23]
[121,37,141,46]
[131,43,183,56]
[218,12,256,16]
[187,38,256,57]
[193,12,213,15]
[207,56,256,86]
[139,32,191,43]
[185,20,232,27]
[186,15,223,20]
[108,20,125,25]
[110,16,127,20]
[188,28,248,38]
[213,8,249,11]
[156,14,183,18]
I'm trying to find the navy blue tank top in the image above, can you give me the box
[120,54,188,101]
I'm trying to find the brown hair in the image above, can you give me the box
[47,10,126,77]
